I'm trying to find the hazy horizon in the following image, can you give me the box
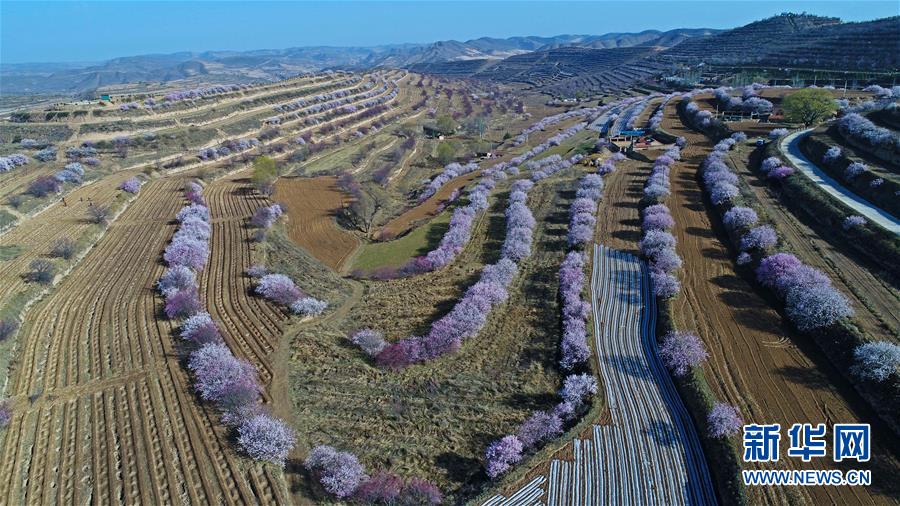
[2,0,898,65]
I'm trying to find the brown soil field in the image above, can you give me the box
[0,165,58,203]
[661,101,900,505]
[274,176,359,271]
[379,115,590,239]
[0,170,140,306]
[725,145,900,343]
[594,157,648,255]
[202,172,293,391]
[379,171,479,239]
[0,177,289,504]
[0,72,466,506]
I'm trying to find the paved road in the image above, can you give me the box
[781,129,900,235]
[484,245,716,505]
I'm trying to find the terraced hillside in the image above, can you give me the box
[660,13,900,70]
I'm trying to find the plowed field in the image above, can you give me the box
[661,101,900,504]
[274,176,359,271]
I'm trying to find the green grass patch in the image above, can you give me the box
[0,209,17,231]
[0,244,24,261]
[353,210,450,271]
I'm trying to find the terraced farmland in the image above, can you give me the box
[2,10,900,503]
[485,246,715,505]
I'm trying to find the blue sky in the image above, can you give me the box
[2,1,897,64]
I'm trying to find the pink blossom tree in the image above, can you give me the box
[659,331,707,376]
[238,414,296,466]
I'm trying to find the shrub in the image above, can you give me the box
[238,414,296,467]
[164,237,208,270]
[659,331,707,376]
[785,284,853,332]
[768,166,794,180]
[119,177,141,193]
[0,399,11,428]
[516,410,563,449]
[707,403,743,438]
[290,297,328,316]
[180,312,221,344]
[354,472,403,503]
[246,265,267,278]
[723,206,758,231]
[822,146,842,166]
[28,176,61,197]
[305,445,367,498]
[760,157,783,174]
[0,319,19,342]
[350,329,387,357]
[29,259,55,284]
[640,230,676,259]
[843,215,867,230]
[844,162,867,181]
[157,265,197,296]
[250,204,283,228]
[398,478,442,505]
[176,204,210,223]
[34,147,57,162]
[255,274,302,305]
[50,237,76,259]
[769,128,788,140]
[643,211,674,231]
[164,288,202,319]
[56,162,84,183]
[484,435,523,479]
[851,341,900,382]
[188,342,261,403]
[739,225,777,252]
[87,205,110,224]
[560,373,597,407]
[756,253,802,291]
[650,270,681,298]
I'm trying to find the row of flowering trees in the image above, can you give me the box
[702,134,855,333]
[701,129,900,431]
[270,78,387,124]
[163,83,249,104]
[246,203,329,316]
[0,153,28,173]
[640,145,684,299]
[271,76,362,113]
[157,181,296,466]
[647,94,677,131]
[198,138,260,160]
[512,103,609,145]
[303,445,442,502]
[484,154,621,479]
[635,135,745,451]
[417,161,479,203]
[837,112,900,155]
[401,122,590,277]
[370,174,538,368]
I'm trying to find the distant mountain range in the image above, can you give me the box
[0,29,717,95]
[2,14,897,97]
[410,14,900,97]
